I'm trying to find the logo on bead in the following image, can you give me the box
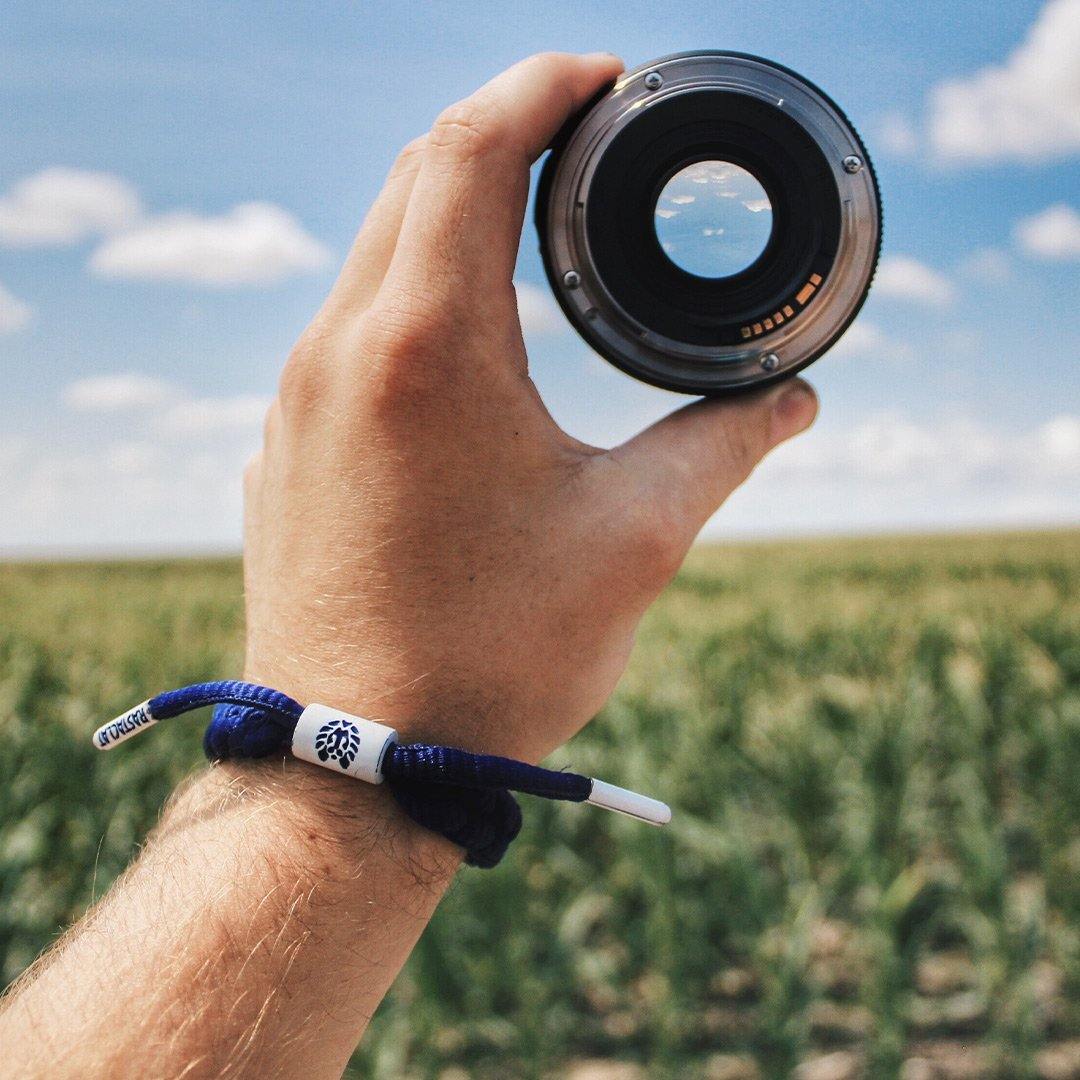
[314,718,361,771]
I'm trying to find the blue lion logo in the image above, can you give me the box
[314,718,361,771]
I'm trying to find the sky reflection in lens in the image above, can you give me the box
[654,161,773,278]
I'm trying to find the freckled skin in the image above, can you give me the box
[0,52,817,1080]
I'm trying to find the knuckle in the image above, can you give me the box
[242,451,262,492]
[525,52,584,111]
[356,304,445,406]
[391,134,427,175]
[364,281,476,369]
[277,357,322,415]
[364,294,443,364]
[429,99,502,161]
[261,398,282,444]
[526,50,573,79]
[531,49,568,66]
[277,321,338,414]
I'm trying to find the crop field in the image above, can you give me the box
[1,530,1078,1079]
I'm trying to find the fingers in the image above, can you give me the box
[615,379,819,538]
[320,135,427,318]
[386,52,623,302]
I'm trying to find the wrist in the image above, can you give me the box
[168,756,463,887]
[194,667,570,867]
[242,643,519,757]
[144,667,545,870]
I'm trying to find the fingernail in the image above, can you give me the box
[771,380,818,442]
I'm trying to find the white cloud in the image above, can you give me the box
[940,327,983,359]
[6,379,1080,552]
[515,281,564,337]
[830,320,914,364]
[7,403,1077,553]
[102,441,163,477]
[878,112,919,157]
[0,436,26,478]
[958,247,1012,284]
[874,255,955,306]
[0,436,251,553]
[0,282,32,333]
[768,413,1080,485]
[710,411,1080,538]
[0,168,330,289]
[1040,415,1080,460]
[928,0,1080,163]
[160,394,271,435]
[63,372,269,432]
[0,168,141,248]
[89,202,331,286]
[63,373,178,412]
[1014,204,1080,260]
[1,382,271,552]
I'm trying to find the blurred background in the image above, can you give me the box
[1,2,1078,1077]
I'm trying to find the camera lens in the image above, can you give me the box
[536,52,881,395]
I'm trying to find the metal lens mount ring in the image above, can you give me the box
[536,51,882,395]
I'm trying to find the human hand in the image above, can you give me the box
[243,51,818,764]
[0,56,819,1076]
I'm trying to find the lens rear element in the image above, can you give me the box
[654,161,773,280]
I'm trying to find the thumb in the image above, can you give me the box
[615,378,818,536]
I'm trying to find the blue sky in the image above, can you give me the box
[1,0,1077,553]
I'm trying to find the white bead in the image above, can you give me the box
[290,703,397,785]
[92,700,156,750]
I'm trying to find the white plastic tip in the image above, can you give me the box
[93,701,157,750]
[586,779,671,826]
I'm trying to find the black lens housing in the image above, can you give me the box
[536,52,881,395]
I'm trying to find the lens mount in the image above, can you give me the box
[536,52,881,394]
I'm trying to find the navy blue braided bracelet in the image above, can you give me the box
[92,680,670,868]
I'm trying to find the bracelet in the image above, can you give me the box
[92,680,671,868]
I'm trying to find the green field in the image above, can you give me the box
[2,530,1079,1079]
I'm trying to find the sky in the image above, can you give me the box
[655,161,775,279]
[0,0,1078,555]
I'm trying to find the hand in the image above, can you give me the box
[243,52,818,764]
[0,53,820,1079]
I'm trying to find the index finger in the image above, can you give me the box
[385,52,623,302]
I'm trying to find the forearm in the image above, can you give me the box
[0,759,460,1079]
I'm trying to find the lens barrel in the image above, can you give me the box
[536,52,881,394]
